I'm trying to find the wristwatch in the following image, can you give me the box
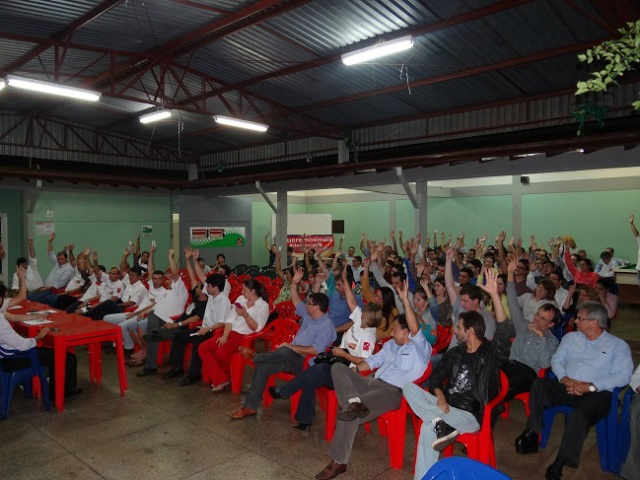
[588,383,597,392]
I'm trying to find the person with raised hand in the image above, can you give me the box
[229,263,336,420]
[404,267,510,480]
[268,263,381,432]
[315,279,430,480]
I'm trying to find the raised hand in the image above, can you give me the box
[184,246,193,259]
[192,249,199,259]
[363,257,371,270]
[506,255,518,273]
[49,232,56,241]
[478,267,498,296]
[445,247,455,262]
[630,215,635,224]
[292,264,304,284]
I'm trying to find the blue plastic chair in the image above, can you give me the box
[608,388,635,474]
[422,457,512,480]
[539,387,620,472]
[0,348,51,419]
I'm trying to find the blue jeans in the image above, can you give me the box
[27,290,58,306]
[279,362,333,424]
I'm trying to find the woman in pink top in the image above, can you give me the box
[564,246,599,287]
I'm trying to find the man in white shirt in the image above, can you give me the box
[136,249,189,377]
[11,238,44,293]
[27,233,75,305]
[81,266,125,319]
[164,270,230,386]
[86,267,146,320]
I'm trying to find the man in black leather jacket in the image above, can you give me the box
[404,270,510,480]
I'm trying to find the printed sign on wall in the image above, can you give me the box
[190,226,246,248]
[287,235,334,253]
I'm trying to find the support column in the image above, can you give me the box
[389,199,397,235]
[512,176,522,240]
[276,191,288,270]
[415,180,428,236]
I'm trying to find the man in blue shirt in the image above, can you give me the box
[515,301,634,480]
[229,266,336,420]
[315,283,431,480]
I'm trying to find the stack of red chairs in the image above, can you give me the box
[432,325,453,354]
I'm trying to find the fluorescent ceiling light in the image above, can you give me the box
[342,35,414,65]
[214,115,268,132]
[6,75,100,101]
[0,79,5,91]
[139,110,173,124]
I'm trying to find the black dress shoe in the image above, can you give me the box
[292,423,311,432]
[337,401,370,422]
[162,368,184,380]
[268,386,283,399]
[545,457,566,480]
[136,368,158,377]
[65,387,83,398]
[179,374,201,386]
[142,330,163,342]
[515,428,539,454]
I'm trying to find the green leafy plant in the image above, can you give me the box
[576,20,640,110]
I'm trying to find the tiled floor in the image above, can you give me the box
[5,305,639,480]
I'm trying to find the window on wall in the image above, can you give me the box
[332,220,345,234]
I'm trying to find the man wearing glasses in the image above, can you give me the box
[229,266,336,419]
[515,301,633,480]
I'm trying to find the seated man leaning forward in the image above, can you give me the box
[266,263,381,432]
[403,270,510,480]
[229,264,336,420]
[515,301,634,480]
[315,281,431,480]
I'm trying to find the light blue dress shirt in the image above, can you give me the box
[367,331,432,389]
[551,330,633,392]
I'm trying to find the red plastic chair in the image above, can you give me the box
[272,277,283,288]
[373,363,433,469]
[236,274,251,284]
[442,371,509,467]
[273,301,297,319]
[322,363,432,470]
[501,368,547,419]
[229,319,300,395]
[254,275,272,285]
[431,325,453,354]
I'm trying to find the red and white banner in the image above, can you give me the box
[287,235,334,253]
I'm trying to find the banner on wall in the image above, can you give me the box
[287,235,334,253]
[189,226,246,248]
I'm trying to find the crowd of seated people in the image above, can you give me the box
[2,215,640,480]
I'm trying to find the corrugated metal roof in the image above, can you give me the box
[1,0,636,168]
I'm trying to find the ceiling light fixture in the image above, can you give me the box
[341,35,414,66]
[214,115,268,132]
[6,75,101,101]
[139,110,173,124]
[0,79,5,91]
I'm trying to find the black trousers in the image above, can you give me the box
[169,329,213,377]
[502,360,538,403]
[1,348,78,398]
[86,300,124,320]
[528,377,611,466]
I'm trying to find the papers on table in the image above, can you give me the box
[22,319,54,325]
[27,310,57,315]
[7,305,23,310]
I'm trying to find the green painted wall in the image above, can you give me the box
[32,191,172,279]
[523,190,640,264]
[306,201,390,255]
[0,189,24,284]
[251,202,306,266]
